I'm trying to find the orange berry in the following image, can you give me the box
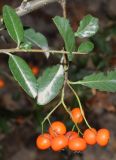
[51,135,68,151]
[36,133,51,150]
[83,128,97,145]
[65,131,78,141]
[49,121,66,137]
[71,108,84,123]
[97,129,110,146]
[0,79,5,88]
[68,137,87,151]
[32,66,39,75]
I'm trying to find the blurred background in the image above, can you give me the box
[0,0,116,160]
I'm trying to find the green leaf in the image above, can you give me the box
[20,41,32,50]
[53,16,75,61]
[24,28,49,58]
[78,71,116,92]
[75,14,99,38]
[78,41,94,53]
[9,55,37,98]
[37,65,64,105]
[3,5,24,46]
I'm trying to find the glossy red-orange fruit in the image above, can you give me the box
[83,128,97,145]
[36,133,51,150]
[31,66,39,75]
[71,108,84,123]
[97,129,110,146]
[65,131,78,141]
[49,121,66,137]
[0,79,5,88]
[51,135,68,151]
[68,137,87,151]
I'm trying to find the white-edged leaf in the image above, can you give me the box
[3,5,24,46]
[75,14,99,38]
[37,65,64,105]
[24,28,49,58]
[9,55,37,98]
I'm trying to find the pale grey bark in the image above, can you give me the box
[0,0,61,28]
[16,0,59,16]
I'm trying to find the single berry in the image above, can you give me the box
[71,108,84,123]
[0,79,5,88]
[68,137,87,151]
[97,128,110,146]
[65,131,78,141]
[51,135,68,151]
[32,66,39,75]
[49,121,66,137]
[83,128,97,145]
[36,133,51,150]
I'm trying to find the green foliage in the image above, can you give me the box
[37,65,64,105]
[75,14,99,38]
[0,117,9,133]
[9,55,37,98]
[1,4,116,108]
[78,70,116,92]
[53,16,75,61]
[20,41,32,50]
[3,5,24,46]
[78,41,94,53]
[24,28,49,58]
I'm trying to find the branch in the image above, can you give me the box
[0,0,62,28]
[60,0,67,18]
[0,48,87,55]
[16,0,59,16]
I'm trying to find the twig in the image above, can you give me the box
[60,0,67,18]
[61,87,83,135]
[67,81,92,129]
[16,0,59,16]
[59,0,69,87]
[41,101,61,133]
[0,0,63,29]
[0,48,87,55]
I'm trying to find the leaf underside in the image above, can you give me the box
[75,14,99,38]
[24,28,49,58]
[37,65,64,105]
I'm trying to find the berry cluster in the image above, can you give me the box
[36,108,110,152]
